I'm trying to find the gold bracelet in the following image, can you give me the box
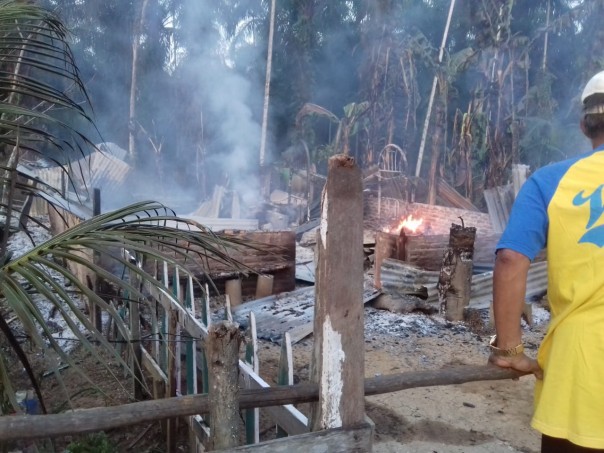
[489,335,524,357]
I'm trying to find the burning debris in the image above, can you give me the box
[384,214,425,235]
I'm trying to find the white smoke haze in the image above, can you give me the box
[174,0,267,215]
[70,1,269,218]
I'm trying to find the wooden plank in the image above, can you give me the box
[185,277,197,395]
[143,280,208,340]
[276,332,293,438]
[238,361,309,436]
[310,155,365,431]
[174,269,182,397]
[129,266,144,401]
[222,422,373,453]
[166,308,179,453]
[245,313,260,444]
[150,231,296,293]
[436,177,479,211]
[142,347,167,383]
[0,365,529,441]
[145,269,311,437]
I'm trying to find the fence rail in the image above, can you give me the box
[0,365,526,442]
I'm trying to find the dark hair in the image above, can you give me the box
[582,113,604,139]
[583,93,604,110]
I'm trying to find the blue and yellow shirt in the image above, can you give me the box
[498,145,604,448]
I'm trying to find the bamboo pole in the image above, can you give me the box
[415,0,457,178]
[259,0,276,169]
[0,365,529,442]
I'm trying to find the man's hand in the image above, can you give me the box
[489,352,543,380]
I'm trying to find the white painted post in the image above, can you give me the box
[309,154,365,431]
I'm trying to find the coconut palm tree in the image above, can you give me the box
[0,0,247,415]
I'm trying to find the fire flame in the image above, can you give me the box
[386,214,424,234]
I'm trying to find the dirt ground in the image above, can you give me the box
[255,302,548,453]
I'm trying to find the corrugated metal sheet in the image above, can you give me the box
[233,284,382,344]
[380,258,548,308]
[295,261,315,283]
[484,183,514,234]
[26,144,131,212]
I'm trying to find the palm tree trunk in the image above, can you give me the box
[260,0,277,197]
[427,97,445,205]
[129,0,151,165]
[542,0,550,72]
[415,0,456,178]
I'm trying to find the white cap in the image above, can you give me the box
[582,71,604,113]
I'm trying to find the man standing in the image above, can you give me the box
[489,71,604,452]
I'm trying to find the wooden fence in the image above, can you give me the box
[0,154,532,452]
[114,260,310,452]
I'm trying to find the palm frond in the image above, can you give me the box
[0,201,255,410]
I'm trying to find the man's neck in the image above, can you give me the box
[592,137,604,149]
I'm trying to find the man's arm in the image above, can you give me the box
[490,248,543,378]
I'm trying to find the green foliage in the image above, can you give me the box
[26,0,604,202]
[65,432,116,453]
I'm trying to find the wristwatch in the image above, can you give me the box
[489,335,524,357]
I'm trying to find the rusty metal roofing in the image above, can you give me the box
[380,258,548,309]
[232,284,381,344]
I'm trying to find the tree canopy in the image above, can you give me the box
[37,0,602,206]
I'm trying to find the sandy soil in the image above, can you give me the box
[255,302,548,453]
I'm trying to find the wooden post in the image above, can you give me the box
[208,321,242,451]
[225,278,242,307]
[310,154,365,431]
[438,223,476,321]
[129,264,144,401]
[185,277,197,395]
[166,308,178,452]
[255,274,274,299]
